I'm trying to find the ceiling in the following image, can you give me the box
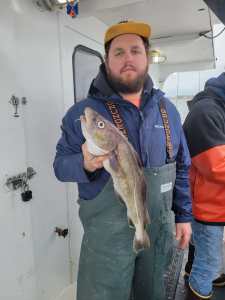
[77,0,221,70]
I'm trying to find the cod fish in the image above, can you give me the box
[80,107,150,252]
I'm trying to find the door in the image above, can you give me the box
[0,2,71,300]
[60,16,104,284]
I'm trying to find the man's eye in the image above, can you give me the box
[97,121,105,129]
[132,49,141,54]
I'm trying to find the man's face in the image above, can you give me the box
[105,34,149,94]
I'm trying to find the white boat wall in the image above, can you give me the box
[0,1,221,300]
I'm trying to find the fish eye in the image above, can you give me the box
[97,121,105,129]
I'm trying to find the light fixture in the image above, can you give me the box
[54,0,77,4]
[34,0,76,11]
[55,0,79,5]
[150,50,167,64]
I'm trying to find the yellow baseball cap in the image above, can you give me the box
[104,20,151,45]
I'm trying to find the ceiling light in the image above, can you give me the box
[56,0,76,4]
[56,0,67,3]
[150,50,167,64]
[34,0,76,11]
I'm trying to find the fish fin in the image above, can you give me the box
[140,178,151,225]
[116,194,125,206]
[133,229,150,253]
[133,173,150,227]
[134,151,143,168]
[128,217,135,229]
[144,207,151,225]
[109,151,119,172]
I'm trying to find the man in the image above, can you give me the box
[183,73,225,299]
[54,20,192,300]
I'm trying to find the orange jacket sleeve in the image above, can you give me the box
[192,145,225,184]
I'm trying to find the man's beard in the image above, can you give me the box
[106,66,148,94]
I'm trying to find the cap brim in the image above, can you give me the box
[104,22,151,44]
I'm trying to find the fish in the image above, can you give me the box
[80,106,150,252]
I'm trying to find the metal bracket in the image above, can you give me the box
[9,95,27,117]
[5,167,36,191]
[55,227,69,238]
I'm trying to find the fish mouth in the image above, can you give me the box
[81,107,95,124]
[80,114,86,124]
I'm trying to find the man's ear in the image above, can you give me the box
[104,58,109,73]
[147,50,151,64]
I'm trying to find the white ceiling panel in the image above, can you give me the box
[77,0,219,69]
[79,0,145,12]
[79,0,212,36]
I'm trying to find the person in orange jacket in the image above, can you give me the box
[183,73,225,299]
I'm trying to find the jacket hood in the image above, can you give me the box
[88,63,154,101]
[187,72,225,110]
[205,72,225,100]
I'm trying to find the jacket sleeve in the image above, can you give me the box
[173,128,193,223]
[192,145,225,183]
[185,103,225,184]
[53,106,96,183]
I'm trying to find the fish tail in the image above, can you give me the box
[133,228,150,253]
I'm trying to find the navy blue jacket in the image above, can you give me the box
[54,64,192,223]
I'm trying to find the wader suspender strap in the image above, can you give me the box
[106,100,174,161]
[159,100,174,162]
[106,101,128,138]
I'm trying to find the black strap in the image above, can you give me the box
[159,100,174,162]
[105,101,128,138]
[106,99,174,162]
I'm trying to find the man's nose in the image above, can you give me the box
[124,51,133,61]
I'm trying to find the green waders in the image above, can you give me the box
[77,162,176,300]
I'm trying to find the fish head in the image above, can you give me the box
[80,107,120,155]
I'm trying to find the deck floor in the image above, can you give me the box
[175,243,225,300]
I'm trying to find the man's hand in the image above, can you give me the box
[175,222,192,249]
[82,143,109,173]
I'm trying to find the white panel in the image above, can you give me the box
[0,1,36,299]
[159,60,215,83]
[83,0,215,67]
[61,15,107,47]
[1,1,72,300]
[80,0,145,13]
[158,37,214,65]
[59,14,104,111]
[163,73,193,123]
[91,0,210,36]
[12,3,71,300]
[171,97,190,123]
[177,72,200,96]
[163,73,179,97]
[214,23,225,68]
[149,64,160,88]
[59,15,105,282]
